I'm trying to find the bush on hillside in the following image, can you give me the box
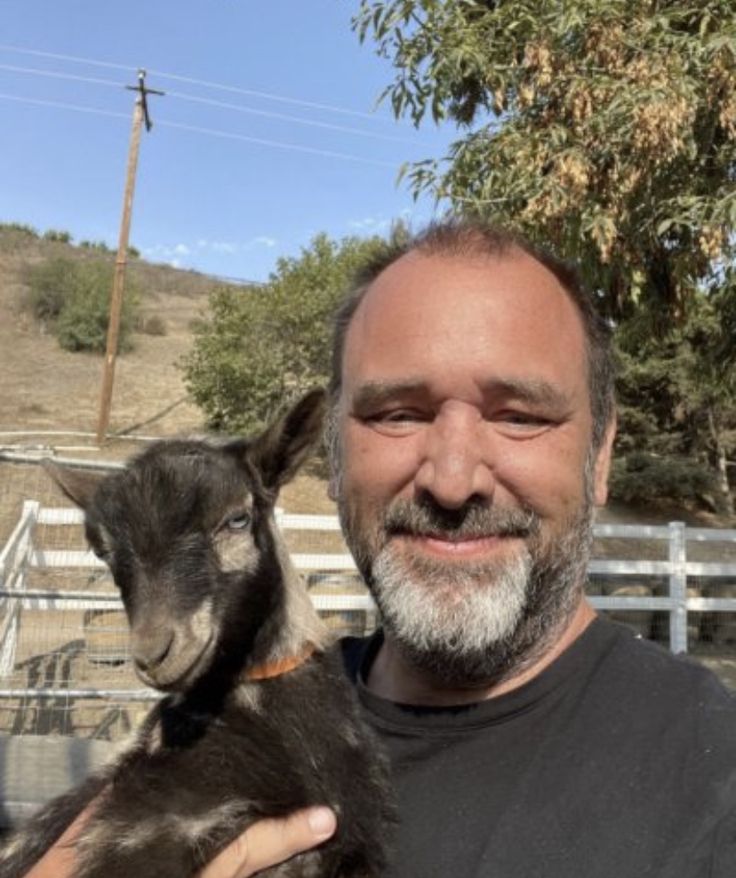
[43,229,73,244]
[27,257,138,354]
[0,222,39,237]
[79,240,113,254]
[27,258,79,320]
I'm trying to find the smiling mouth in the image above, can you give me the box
[396,532,523,558]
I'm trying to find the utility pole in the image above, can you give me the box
[96,70,164,445]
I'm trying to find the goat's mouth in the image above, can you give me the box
[134,632,217,692]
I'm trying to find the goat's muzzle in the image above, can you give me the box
[130,601,217,691]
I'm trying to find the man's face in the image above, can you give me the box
[333,248,614,686]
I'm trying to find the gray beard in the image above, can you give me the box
[339,492,595,689]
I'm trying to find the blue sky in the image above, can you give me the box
[1,1,456,282]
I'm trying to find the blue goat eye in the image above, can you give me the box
[226,513,250,530]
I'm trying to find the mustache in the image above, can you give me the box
[382,497,540,542]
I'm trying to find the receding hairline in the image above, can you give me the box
[329,220,616,453]
[341,243,589,361]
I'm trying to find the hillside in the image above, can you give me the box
[0,224,335,516]
[0,225,222,438]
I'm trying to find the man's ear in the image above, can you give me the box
[42,460,104,511]
[247,389,327,494]
[592,417,617,507]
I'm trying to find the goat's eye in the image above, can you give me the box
[225,512,251,531]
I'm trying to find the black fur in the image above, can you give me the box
[0,391,394,878]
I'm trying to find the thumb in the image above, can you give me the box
[199,806,337,878]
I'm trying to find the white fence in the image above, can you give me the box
[0,500,736,707]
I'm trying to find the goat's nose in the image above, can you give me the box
[132,628,174,673]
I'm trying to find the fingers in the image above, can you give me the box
[22,800,98,878]
[198,807,337,878]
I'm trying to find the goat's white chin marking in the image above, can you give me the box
[138,631,216,691]
[136,600,217,690]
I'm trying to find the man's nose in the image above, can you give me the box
[413,409,495,509]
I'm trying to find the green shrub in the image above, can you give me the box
[79,240,113,253]
[27,258,79,320]
[0,222,39,237]
[43,229,73,244]
[55,261,138,353]
[27,257,138,353]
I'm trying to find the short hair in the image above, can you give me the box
[329,218,615,451]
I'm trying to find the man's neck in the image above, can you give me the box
[365,598,597,706]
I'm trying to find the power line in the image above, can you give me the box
[0,91,400,168]
[0,92,129,121]
[164,90,423,145]
[0,62,424,145]
[0,43,398,124]
[157,119,398,168]
[0,62,120,89]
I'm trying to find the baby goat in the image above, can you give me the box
[0,390,393,878]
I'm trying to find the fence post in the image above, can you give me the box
[668,521,688,654]
[0,501,40,676]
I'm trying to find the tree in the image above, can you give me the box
[613,288,736,513]
[183,233,395,435]
[354,0,736,514]
[353,0,736,322]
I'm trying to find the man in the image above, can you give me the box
[25,220,736,877]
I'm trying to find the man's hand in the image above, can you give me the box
[22,805,336,878]
[198,807,337,878]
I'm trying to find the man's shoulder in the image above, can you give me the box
[591,618,736,745]
[602,618,734,694]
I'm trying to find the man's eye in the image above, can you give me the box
[368,409,425,423]
[497,411,551,428]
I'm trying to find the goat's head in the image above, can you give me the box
[44,389,326,693]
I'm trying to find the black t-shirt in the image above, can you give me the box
[341,618,736,878]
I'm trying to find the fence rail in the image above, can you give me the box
[1,502,736,704]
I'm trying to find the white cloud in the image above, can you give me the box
[347,216,391,232]
[143,243,190,259]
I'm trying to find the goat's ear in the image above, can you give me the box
[247,389,326,492]
[42,460,104,511]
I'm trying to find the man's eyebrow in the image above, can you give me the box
[350,380,425,410]
[483,378,572,409]
[350,378,572,411]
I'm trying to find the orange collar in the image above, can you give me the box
[244,642,317,682]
